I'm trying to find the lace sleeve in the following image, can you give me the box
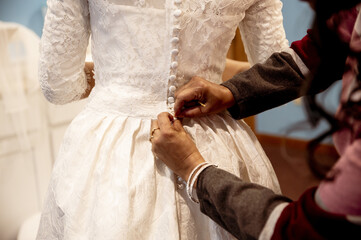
[39,0,91,105]
[238,0,289,65]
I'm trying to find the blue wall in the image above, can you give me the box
[256,0,340,141]
[0,0,46,36]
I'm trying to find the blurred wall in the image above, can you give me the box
[0,0,46,36]
[0,1,85,239]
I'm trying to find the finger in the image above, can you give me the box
[149,119,161,143]
[174,88,202,117]
[157,112,174,132]
[178,107,201,118]
[172,119,185,132]
[150,119,159,130]
[180,103,211,118]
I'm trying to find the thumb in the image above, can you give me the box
[172,119,185,132]
[180,105,207,118]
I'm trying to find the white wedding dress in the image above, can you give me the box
[37,0,288,239]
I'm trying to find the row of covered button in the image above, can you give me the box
[169,0,186,190]
[167,0,183,112]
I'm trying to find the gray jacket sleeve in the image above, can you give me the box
[196,166,291,240]
[221,52,305,119]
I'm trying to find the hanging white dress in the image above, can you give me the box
[37,0,289,239]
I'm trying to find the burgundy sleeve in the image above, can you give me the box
[272,187,361,240]
[290,29,321,75]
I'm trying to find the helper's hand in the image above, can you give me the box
[174,76,235,118]
[150,112,205,181]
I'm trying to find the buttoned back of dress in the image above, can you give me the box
[40,0,288,118]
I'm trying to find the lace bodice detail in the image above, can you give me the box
[40,0,288,106]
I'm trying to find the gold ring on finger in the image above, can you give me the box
[151,127,160,135]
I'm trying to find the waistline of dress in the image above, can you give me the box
[85,85,169,119]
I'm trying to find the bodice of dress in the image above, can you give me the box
[39,0,288,117]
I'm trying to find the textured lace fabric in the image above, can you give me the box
[37,0,288,239]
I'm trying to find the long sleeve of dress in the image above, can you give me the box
[238,0,289,65]
[39,0,91,105]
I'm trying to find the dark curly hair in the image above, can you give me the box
[302,0,361,178]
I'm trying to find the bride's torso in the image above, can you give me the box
[87,0,254,117]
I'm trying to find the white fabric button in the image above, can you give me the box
[171,37,179,44]
[174,9,182,18]
[171,61,178,69]
[171,49,179,55]
[168,103,175,111]
[177,176,183,182]
[169,75,176,81]
[168,97,175,103]
[173,26,181,33]
[169,85,176,92]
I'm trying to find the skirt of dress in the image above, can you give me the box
[36,107,280,240]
